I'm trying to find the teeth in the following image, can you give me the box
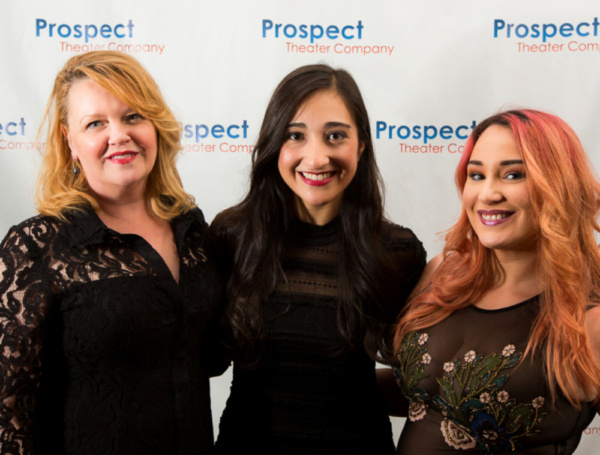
[301,172,333,181]
[109,153,135,159]
[482,213,510,221]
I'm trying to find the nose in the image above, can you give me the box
[478,177,504,204]
[108,122,131,146]
[303,139,329,169]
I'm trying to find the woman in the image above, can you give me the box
[0,51,224,454]
[394,109,600,454]
[210,64,426,454]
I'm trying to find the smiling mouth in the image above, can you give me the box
[300,171,334,181]
[481,212,511,221]
[108,152,138,160]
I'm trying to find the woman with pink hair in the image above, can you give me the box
[393,109,600,454]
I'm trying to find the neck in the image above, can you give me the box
[493,248,538,286]
[94,196,161,234]
[476,248,541,310]
[296,199,340,226]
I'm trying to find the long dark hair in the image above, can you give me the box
[212,64,399,366]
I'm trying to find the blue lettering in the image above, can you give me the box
[515,24,529,38]
[84,25,98,42]
[376,120,477,144]
[0,118,27,136]
[35,18,134,41]
[262,19,273,37]
[577,22,590,37]
[262,19,363,41]
[494,19,505,37]
[184,121,249,142]
[494,17,600,41]
[57,24,71,38]
[35,18,47,36]
[283,24,297,39]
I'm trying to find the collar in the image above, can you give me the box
[60,205,204,250]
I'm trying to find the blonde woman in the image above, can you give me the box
[0,51,224,454]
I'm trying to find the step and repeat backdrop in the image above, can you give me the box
[2,0,600,449]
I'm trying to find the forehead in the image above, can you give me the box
[66,78,128,117]
[292,90,354,123]
[470,124,522,163]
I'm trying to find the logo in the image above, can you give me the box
[375,120,476,154]
[35,18,166,55]
[493,18,600,54]
[262,19,395,56]
[0,117,39,151]
[182,120,255,154]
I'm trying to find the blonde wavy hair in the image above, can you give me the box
[36,50,195,220]
[395,109,600,407]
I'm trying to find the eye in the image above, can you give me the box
[467,171,484,181]
[125,113,144,123]
[85,120,103,129]
[505,171,525,180]
[286,131,304,141]
[326,131,348,141]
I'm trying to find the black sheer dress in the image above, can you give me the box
[395,296,596,454]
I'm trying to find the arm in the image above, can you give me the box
[0,227,50,454]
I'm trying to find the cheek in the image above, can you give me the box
[277,147,297,177]
[461,187,476,208]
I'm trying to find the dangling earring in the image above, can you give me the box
[73,160,80,175]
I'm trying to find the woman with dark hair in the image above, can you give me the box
[393,109,600,454]
[210,64,426,454]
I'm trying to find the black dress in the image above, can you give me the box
[394,296,596,454]
[214,217,426,454]
[0,207,224,454]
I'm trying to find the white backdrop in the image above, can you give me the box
[1,0,600,450]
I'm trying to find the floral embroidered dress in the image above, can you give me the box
[394,296,596,454]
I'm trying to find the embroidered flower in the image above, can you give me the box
[408,400,427,421]
[479,392,491,404]
[417,333,429,345]
[464,350,477,363]
[441,418,477,450]
[497,391,509,403]
[422,353,432,365]
[502,344,515,357]
[443,362,455,373]
[532,397,545,409]
[470,412,511,451]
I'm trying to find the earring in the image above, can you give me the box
[73,160,80,175]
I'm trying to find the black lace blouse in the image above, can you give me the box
[0,207,224,454]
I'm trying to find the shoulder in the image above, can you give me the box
[181,206,208,232]
[382,221,426,262]
[418,253,445,284]
[2,215,63,249]
[382,220,424,247]
[209,206,246,247]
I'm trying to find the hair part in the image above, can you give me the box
[395,109,600,406]
[36,50,195,220]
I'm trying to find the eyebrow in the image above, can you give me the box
[287,121,352,129]
[467,159,524,166]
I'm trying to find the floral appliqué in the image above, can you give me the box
[395,333,547,454]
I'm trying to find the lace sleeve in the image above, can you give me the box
[0,226,51,455]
